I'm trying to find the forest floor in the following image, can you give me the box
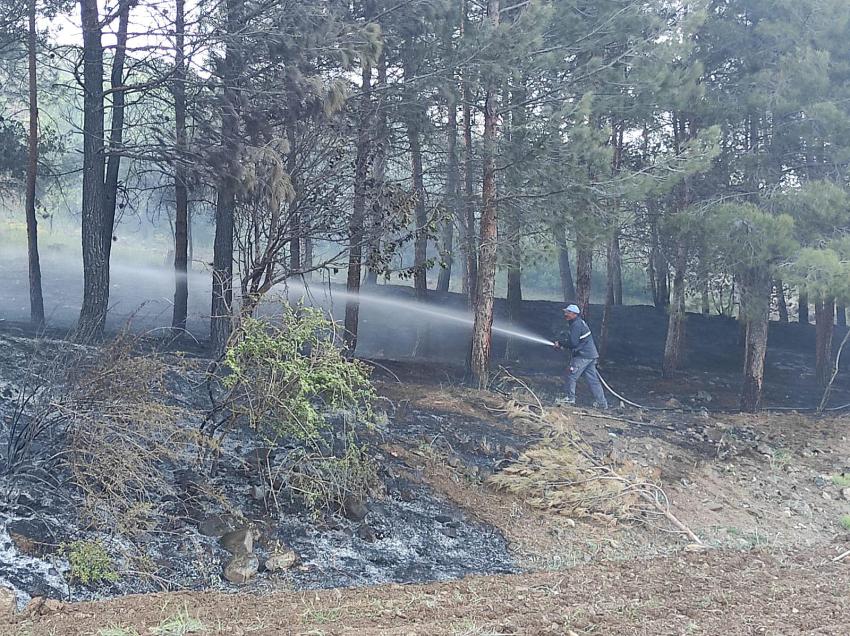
[4,289,850,635]
[10,359,850,636]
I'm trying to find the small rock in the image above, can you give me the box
[822,491,832,501]
[398,488,415,503]
[440,526,458,539]
[43,599,62,614]
[707,502,723,512]
[695,390,713,403]
[814,475,829,488]
[684,543,707,553]
[198,515,232,538]
[250,484,267,502]
[220,528,253,555]
[756,443,774,456]
[357,524,377,543]
[842,488,850,502]
[25,597,45,616]
[265,550,299,572]
[343,496,369,522]
[0,586,16,617]
[446,455,462,468]
[665,398,683,409]
[434,514,453,524]
[223,553,259,584]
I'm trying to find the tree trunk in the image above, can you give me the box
[837,304,847,328]
[575,243,593,317]
[600,233,618,358]
[25,0,44,329]
[102,0,132,266]
[469,0,499,387]
[504,82,526,360]
[662,244,687,378]
[437,76,460,293]
[553,223,576,302]
[76,0,108,342]
[172,0,189,332]
[741,286,770,412]
[210,0,242,356]
[343,58,373,354]
[815,297,835,386]
[287,119,300,275]
[798,292,809,325]
[774,279,788,323]
[303,235,313,281]
[462,48,477,305]
[364,50,387,287]
[612,232,623,306]
[649,217,669,310]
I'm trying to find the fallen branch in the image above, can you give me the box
[832,548,850,563]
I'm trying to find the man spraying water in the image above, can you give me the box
[553,305,608,409]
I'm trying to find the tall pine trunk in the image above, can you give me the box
[437,87,459,293]
[102,0,132,265]
[343,59,373,354]
[774,279,788,323]
[815,297,835,386]
[600,233,619,358]
[287,119,300,276]
[77,0,108,342]
[662,243,687,378]
[504,83,526,360]
[461,46,477,305]
[553,223,576,302]
[575,242,593,317]
[364,51,387,287]
[649,212,668,310]
[469,0,499,387]
[740,283,770,412]
[172,0,189,331]
[837,304,847,328]
[798,292,809,325]
[25,0,44,329]
[210,0,241,356]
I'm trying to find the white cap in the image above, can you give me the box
[564,304,581,314]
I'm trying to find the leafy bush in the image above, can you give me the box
[840,515,850,532]
[222,305,376,440]
[219,306,380,513]
[63,540,118,586]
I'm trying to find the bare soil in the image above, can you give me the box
[8,548,849,635]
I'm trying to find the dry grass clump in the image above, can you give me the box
[58,337,201,530]
[487,408,661,526]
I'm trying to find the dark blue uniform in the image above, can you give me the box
[556,317,608,408]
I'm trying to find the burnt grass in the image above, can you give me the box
[1,285,850,609]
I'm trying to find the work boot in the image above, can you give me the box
[592,402,609,410]
[555,398,575,407]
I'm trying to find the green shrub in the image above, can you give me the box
[64,540,119,586]
[223,305,376,440]
[831,474,850,488]
[221,306,380,514]
[840,515,850,532]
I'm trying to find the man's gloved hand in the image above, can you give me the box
[553,341,562,350]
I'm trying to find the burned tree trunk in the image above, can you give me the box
[649,217,669,310]
[76,0,108,342]
[469,0,500,387]
[172,0,189,332]
[837,304,847,328]
[343,59,373,354]
[600,233,619,359]
[662,244,687,378]
[462,52,477,305]
[25,0,44,329]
